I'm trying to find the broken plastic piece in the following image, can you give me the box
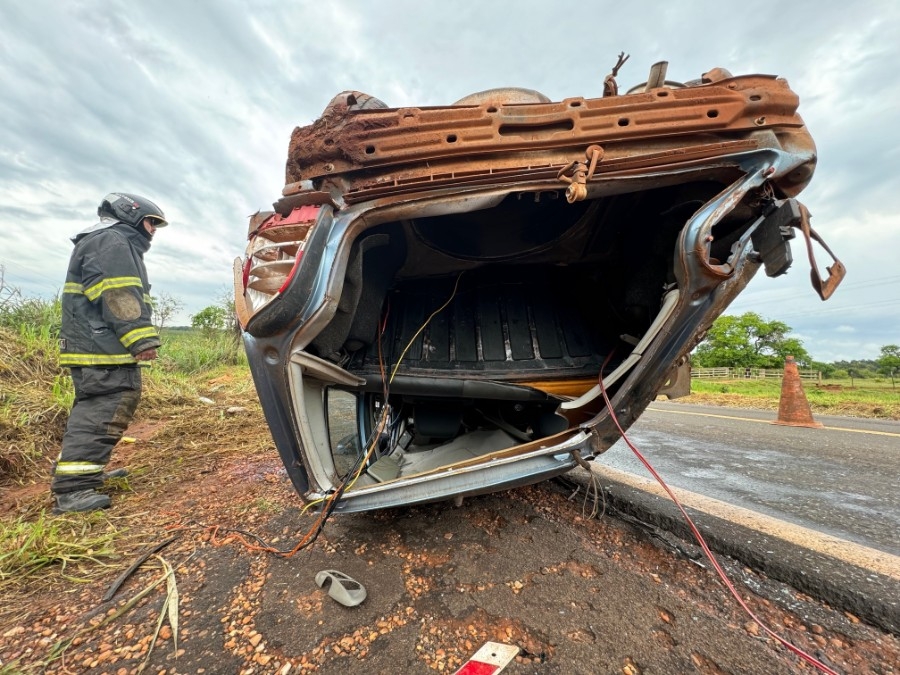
[796,203,846,301]
[453,641,520,675]
[314,570,367,607]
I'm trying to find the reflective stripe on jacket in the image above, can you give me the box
[59,223,160,367]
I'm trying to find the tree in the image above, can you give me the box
[811,360,837,379]
[692,312,811,368]
[191,305,228,334]
[151,292,184,331]
[830,358,878,379]
[876,345,900,377]
[216,287,240,336]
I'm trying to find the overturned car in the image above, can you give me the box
[235,60,843,513]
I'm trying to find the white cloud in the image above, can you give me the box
[1,0,898,354]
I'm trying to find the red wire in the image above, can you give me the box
[598,364,839,675]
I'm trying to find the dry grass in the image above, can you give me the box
[129,369,271,492]
[686,378,900,420]
[0,327,70,484]
[0,511,119,591]
[0,322,272,625]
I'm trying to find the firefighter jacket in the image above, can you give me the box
[59,222,161,367]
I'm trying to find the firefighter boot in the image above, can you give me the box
[53,489,111,514]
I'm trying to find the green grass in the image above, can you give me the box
[689,377,900,419]
[252,497,282,514]
[0,322,70,481]
[0,295,61,336]
[0,511,118,591]
[692,378,783,397]
[157,328,247,373]
[0,660,31,675]
[815,377,900,391]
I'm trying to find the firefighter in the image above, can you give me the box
[52,193,168,513]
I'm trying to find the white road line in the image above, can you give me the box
[647,406,900,438]
[591,464,900,581]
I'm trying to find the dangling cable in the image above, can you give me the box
[570,449,603,519]
[596,353,838,674]
[389,272,464,384]
[196,274,469,557]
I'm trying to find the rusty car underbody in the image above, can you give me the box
[235,60,843,513]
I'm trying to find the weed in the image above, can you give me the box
[688,378,899,419]
[0,511,118,590]
[0,328,68,483]
[0,659,32,675]
[253,497,281,514]
[158,328,247,373]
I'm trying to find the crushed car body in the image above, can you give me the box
[235,59,844,513]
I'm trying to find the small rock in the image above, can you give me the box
[198,397,215,405]
[226,406,247,415]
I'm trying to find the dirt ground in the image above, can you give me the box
[2,408,899,675]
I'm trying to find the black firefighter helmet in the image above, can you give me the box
[97,193,168,229]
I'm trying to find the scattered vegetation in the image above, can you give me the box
[0,302,245,488]
[0,280,895,632]
[692,312,899,384]
[687,378,900,419]
[0,511,118,591]
[0,323,71,483]
[692,312,811,368]
[0,280,262,616]
[156,328,246,373]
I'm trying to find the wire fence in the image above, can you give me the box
[691,367,822,381]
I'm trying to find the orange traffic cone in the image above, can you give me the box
[773,355,823,428]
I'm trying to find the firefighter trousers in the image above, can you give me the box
[52,366,142,494]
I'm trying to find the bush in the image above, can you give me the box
[0,288,61,334]
[157,329,247,373]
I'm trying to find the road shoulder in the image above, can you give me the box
[569,464,900,636]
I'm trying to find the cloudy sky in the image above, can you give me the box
[1,0,898,363]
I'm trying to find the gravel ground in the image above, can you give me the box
[2,446,898,675]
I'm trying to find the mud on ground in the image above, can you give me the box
[1,398,899,674]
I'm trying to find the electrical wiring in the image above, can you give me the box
[569,450,604,520]
[196,273,466,558]
[389,272,464,384]
[596,353,839,675]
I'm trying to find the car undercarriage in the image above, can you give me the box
[235,59,843,513]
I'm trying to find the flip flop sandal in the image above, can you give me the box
[314,570,367,607]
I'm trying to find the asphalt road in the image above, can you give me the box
[598,401,900,556]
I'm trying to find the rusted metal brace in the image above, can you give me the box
[796,203,846,300]
[570,449,593,472]
[557,145,604,203]
[603,51,630,97]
